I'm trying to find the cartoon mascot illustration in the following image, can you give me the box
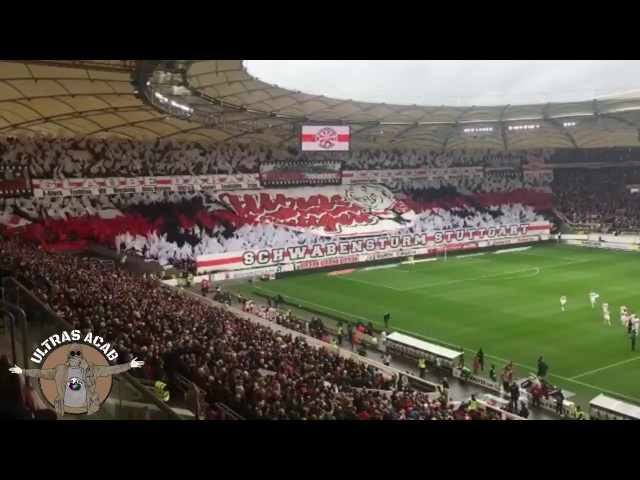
[344,184,415,226]
[9,342,144,416]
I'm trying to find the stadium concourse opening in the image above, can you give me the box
[5,60,640,420]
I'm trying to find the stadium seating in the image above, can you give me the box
[0,137,556,261]
[552,168,640,232]
[16,138,640,420]
[546,147,640,164]
[2,136,541,177]
[0,240,508,420]
[9,137,640,421]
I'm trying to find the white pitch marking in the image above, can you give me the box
[250,285,640,404]
[400,259,589,291]
[570,356,640,380]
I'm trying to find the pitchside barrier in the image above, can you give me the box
[206,236,556,283]
[560,233,640,251]
[196,222,551,274]
[162,281,526,420]
[452,368,577,418]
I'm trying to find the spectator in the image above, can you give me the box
[0,239,516,420]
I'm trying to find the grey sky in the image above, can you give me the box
[245,60,640,106]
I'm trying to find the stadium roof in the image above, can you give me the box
[1,59,640,150]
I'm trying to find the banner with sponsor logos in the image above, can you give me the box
[561,234,640,252]
[195,222,549,272]
[342,167,484,185]
[31,174,261,198]
[209,264,295,282]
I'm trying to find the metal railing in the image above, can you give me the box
[171,371,245,420]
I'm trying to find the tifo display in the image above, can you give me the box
[4,135,640,421]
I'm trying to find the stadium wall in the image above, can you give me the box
[208,234,554,281]
[31,175,261,197]
[197,222,551,274]
[561,233,640,251]
[29,167,482,197]
[452,368,577,417]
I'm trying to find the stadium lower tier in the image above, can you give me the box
[1,240,516,420]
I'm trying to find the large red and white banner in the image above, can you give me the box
[214,185,416,236]
[31,174,261,198]
[342,167,484,184]
[301,125,350,152]
[196,222,550,273]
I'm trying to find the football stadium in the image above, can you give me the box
[1,60,640,420]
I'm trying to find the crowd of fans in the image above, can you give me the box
[0,184,549,265]
[547,147,640,164]
[552,168,640,231]
[7,134,631,177]
[393,171,551,197]
[242,301,313,336]
[0,240,510,420]
[8,136,640,421]
[0,136,555,177]
[12,136,640,263]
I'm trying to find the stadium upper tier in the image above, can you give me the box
[1,136,640,179]
[1,60,640,149]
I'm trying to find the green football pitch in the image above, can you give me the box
[237,244,640,408]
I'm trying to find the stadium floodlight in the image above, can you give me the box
[463,127,494,133]
[563,121,577,127]
[508,124,540,131]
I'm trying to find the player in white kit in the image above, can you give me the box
[621,306,628,326]
[589,291,599,308]
[602,303,611,326]
[622,313,630,329]
[560,295,567,312]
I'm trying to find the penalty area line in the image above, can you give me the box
[569,356,640,380]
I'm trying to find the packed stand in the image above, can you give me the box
[552,168,640,232]
[0,240,509,420]
[7,136,640,180]
[1,136,543,178]
[0,136,262,177]
[0,189,547,265]
[390,170,552,196]
[242,301,317,337]
[546,147,640,165]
